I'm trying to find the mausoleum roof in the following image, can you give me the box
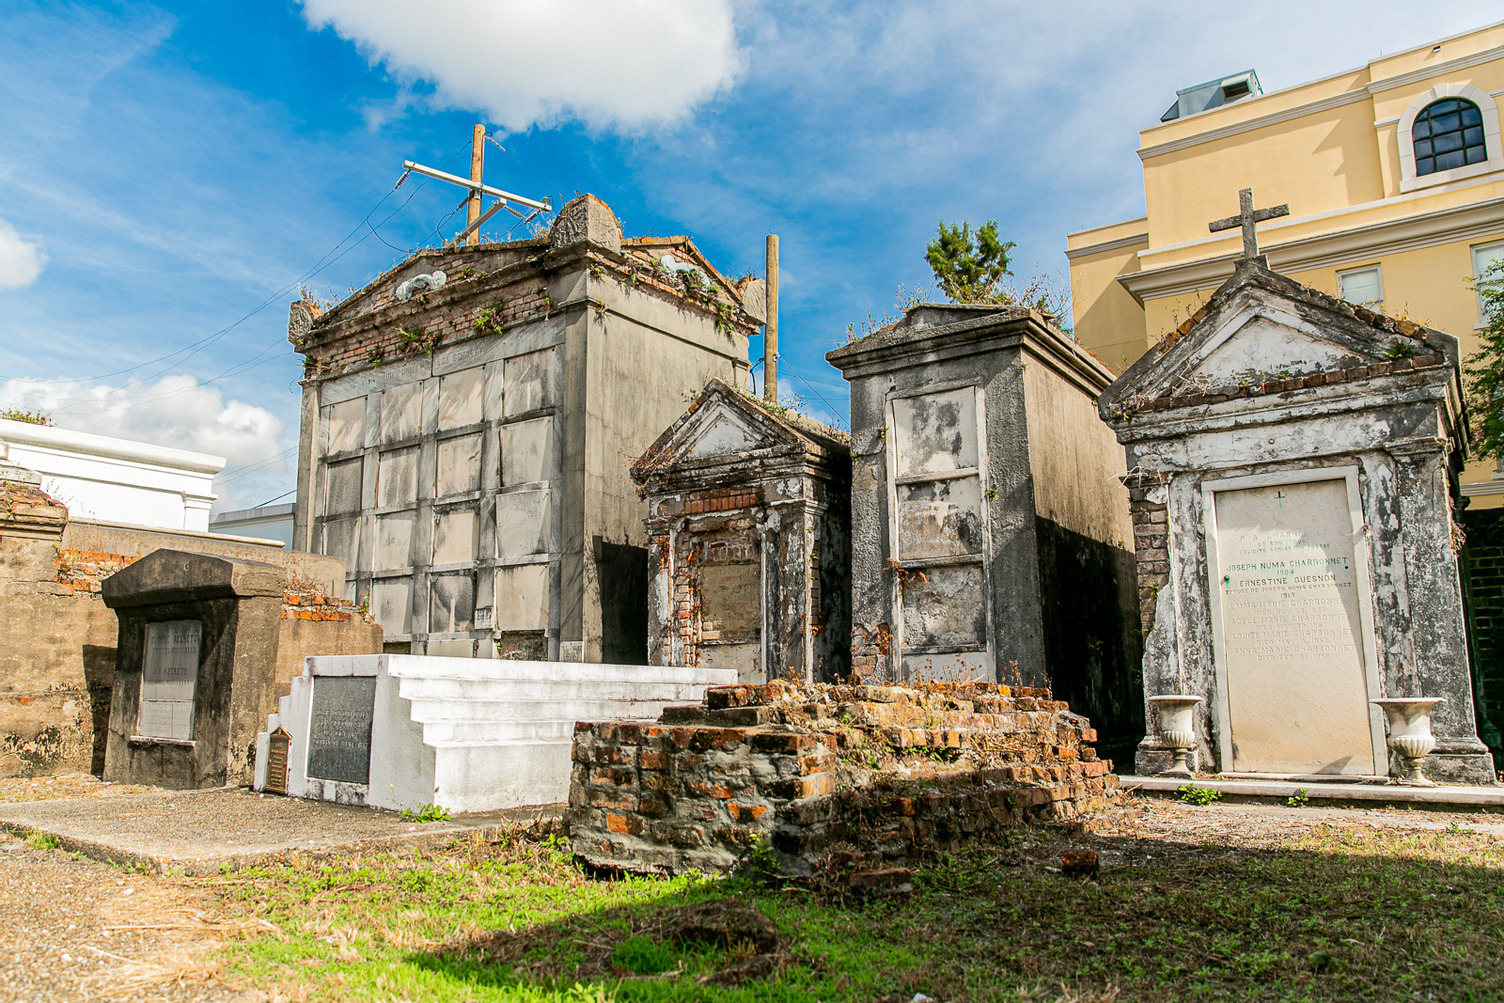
[631,379,849,491]
[827,301,1114,390]
[1099,259,1466,427]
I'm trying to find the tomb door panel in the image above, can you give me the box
[686,532,763,681]
[1209,476,1380,775]
[888,386,991,680]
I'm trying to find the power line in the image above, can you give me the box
[214,445,299,486]
[21,143,471,400]
[776,352,849,430]
[247,487,296,508]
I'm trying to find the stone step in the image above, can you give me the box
[412,706,670,745]
[421,719,582,744]
[380,655,737,686]
[427,735,573,751]
[396,676,718,705]
[409,701,672,736]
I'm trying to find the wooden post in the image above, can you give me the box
[466,124,486,247]
[764,234,779,403]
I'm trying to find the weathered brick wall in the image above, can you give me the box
[849,623,893,681]
[1459,506,1504,756]
[569,681,1117,876]
[0,489,381,777]
[299,242,758,380]
[1124,473,1171,636]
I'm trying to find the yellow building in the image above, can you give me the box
[1068,20,1504,499]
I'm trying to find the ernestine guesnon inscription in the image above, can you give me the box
[1214,478,1374,775]
[138,620,201,741]
[306,676,377,784]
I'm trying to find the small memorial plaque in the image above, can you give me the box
[306,675,377,784]
[138,620,201,741]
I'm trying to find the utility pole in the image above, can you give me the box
[465,124,485,247]
[398,130,551,248]
[764,234,779,404]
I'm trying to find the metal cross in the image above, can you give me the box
[1275,490,1285,510]
[1209,188,1290,261]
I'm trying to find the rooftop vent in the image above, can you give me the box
[1160,69,1262,122]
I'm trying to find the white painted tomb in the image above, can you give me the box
[253,655,735,813]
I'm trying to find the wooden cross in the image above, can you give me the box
[1209,188,1290,261]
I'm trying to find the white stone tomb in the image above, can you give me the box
[253,655,735,813]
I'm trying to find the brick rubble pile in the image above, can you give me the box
[569,680,1119,875]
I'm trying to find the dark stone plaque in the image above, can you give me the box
[306,675,377,784]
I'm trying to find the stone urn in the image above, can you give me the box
[1371,697,1445,787]
[1147,695,1204,778]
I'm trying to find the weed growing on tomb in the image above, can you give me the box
[472,300,507,336]
[1177,784,1221,805]
[843,283,927,344]
[926,219,1015,303]
[1286,788,1310,808]
[401,804,451,824]
[0,407,51,426]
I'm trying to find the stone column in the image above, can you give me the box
[1388,437,1495,783]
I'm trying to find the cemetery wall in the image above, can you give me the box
[569,681,1118,876]
[0,485,379,778]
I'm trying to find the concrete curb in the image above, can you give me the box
[1122,774,1504,810]
[0,787,563,875]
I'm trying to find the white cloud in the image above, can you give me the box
[299,0,745,132]
[0,376,289,510]
[0,217,46,289]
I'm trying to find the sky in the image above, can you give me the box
[0,1,1497,512]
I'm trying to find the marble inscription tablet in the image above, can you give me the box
[138,620,201,741]
[1214,478,1375,775]
[306,676,378,785]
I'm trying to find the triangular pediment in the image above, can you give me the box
[1101,262,1456,416]
[1171,303,1371,388]
[687,406,772,457]
[632,379,849,485]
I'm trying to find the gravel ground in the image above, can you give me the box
[0,773,155,804]
[1095,794,1504,846]
[0,837,263,1003]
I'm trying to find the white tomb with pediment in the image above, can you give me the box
[1100,259,1495,784]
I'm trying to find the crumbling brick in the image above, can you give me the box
[569,679,1119,876]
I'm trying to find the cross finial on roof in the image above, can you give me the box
[1208,188,1289,262]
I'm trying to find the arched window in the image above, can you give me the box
[1413,98,1487,176]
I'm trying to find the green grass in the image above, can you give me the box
[204,818,1504,1002]
[24,829,60,850]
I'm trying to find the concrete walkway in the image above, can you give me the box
[1123,774,1504,809]
[0,786,561,874]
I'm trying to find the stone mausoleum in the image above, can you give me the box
[631,379,851,684]
[826,304,1144,758]
[289,195,764,663]
[1100,259,1496,784]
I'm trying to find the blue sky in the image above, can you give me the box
[0,1,1497,511]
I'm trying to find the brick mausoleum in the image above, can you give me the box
[569,681,1118,875]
